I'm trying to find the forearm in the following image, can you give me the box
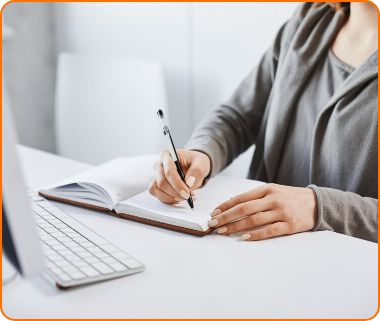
[308,185,378,242]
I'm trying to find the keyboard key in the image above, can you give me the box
[65,254,81,262]
[68,271,86,280]
[58,249,74,257]
[109,262,128,272]
[74,236,87,243]
[51,231,65,238]
[31,195,44,201]
[61,227,75,234]
[45,239,60,246]
[46,261,56,269]
[39,222,52,229]
[87,247,102,254]
[84,256,100,264]
[92,262,114,275]
[80,266,100,277]
[38,230,48,236]
[55,260,72,268]
[62,265,78,274]
[40,235,54,242]
[55,223,68,230]
[63,241,78,248]
[60,218,108,246]
[111,251,130,260]
[30,203,41,211]
[70,246,86,254]
[81,242,94,248]
[37,210,50,217]
[100,244,120,254]
[57,236,71,243]
[45,227,59,234]
[49,219,62,225]
[76,251,92,258]
[43,214,56,221]
[47,254,63,262]
[50,211,69,219]
[38,201,55,208]
[51,244,67,251]
[67,232,81,239]
[72,260,89,268]
[120,258,143,269]
[102,257,117,265]
[35,218,45,224]
[94,252,110,259]
[57,273,71,282]
[49,267,63,275]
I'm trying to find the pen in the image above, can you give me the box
[157,109,194,210]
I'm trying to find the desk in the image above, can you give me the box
[2,146,378,318]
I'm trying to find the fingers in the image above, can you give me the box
[208,198,271,228]
[148,179,178,204]
[184,158,208,190]
[242,222,290,241]
[161,151,191,199]
[214,184,268,214]
[216,211,278,235]
[153,160,182,199]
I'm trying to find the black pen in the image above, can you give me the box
[157,109,194,210]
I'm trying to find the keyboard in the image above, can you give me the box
[27,188,145,288]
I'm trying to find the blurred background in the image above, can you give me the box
[2,2,298,177]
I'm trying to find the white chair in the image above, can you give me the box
[55,53,169,165]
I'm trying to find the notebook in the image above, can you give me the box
[39,156,266,236]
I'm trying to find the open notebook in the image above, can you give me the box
[39,156,265,236]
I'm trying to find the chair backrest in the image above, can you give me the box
[55,53,169,164]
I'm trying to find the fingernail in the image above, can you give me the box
[211,209,221,217]
[217,226,227,234]
[242,234,251,241]
[192,197,197,201]
[208,219,218,227]
[191,191,195,196]
[186,176,196,188]
[174,198,182,202]
[180,190,190,199]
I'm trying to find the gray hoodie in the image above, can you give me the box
[185,3,378,242]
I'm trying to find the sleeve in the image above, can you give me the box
[308,185,378,243]
[184,3,313,178]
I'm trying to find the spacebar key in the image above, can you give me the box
[60,218,108,246]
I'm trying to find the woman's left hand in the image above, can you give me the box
[208,183,317,241]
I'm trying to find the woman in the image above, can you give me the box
[149,2,378,242]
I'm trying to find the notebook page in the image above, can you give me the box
[41,155,159,207]
[117,176,266,231]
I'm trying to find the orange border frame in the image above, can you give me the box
[0,1,379,320]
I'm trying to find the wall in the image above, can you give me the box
[2,2,57,153]
[53,2,191,147]
[3,2,299,176]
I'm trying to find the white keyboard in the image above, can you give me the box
[27,188,145,288]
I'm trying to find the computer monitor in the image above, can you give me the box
[2,81,45,280]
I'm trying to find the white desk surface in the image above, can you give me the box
[2,146,378,319]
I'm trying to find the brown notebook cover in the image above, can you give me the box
[39,192,213,236]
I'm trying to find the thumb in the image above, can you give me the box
[185,159,208,190]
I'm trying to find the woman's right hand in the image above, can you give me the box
[149,149,211,204]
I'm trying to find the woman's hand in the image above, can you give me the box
[208,183,317,241]
[149,150,211,204]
